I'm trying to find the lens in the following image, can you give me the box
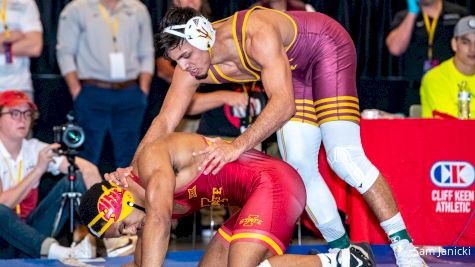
[66,130,82,144]
[62,125,85,148]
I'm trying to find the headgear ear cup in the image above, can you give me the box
[87,181,137,238]
[164,16,216,51]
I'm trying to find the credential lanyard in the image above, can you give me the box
[2,157,22,216]
[423,12,439,60]
[1,0,10,38]
[98,3,119,51]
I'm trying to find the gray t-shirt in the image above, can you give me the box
[56,0,154,81]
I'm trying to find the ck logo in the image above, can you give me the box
[431,161,475,188]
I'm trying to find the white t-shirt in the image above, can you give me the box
[0,138,63,191]
[0,0,43,92]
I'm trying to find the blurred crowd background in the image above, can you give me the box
[31,0,475,149]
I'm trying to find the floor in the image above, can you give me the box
[0,235,474,267]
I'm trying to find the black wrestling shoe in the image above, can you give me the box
[336,242,376,267]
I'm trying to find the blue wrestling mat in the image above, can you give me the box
[0,245,474,266]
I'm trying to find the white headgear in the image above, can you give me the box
[163,16,216,51]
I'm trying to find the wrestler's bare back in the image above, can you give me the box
[135,132,210,195]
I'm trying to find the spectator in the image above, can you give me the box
[56,0,155,168]
[0,90,99,259]
[0,0,43,100]
[386,0,468,80]
[191,82,265,138]
[420,15,475,118]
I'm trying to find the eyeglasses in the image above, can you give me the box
[1,109,37,121]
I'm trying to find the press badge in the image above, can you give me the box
[423,59,439,74]
[109,52,126,79]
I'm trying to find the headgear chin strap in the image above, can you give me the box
[87,181,144,238]
[163,16,216,51]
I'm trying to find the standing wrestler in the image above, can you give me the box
[80,132,374,267]
[112,6,425,266]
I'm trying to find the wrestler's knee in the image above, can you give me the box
[326,145,379,194]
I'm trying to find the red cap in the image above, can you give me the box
[0,90,37,111]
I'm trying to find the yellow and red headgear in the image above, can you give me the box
[87,181,136,238]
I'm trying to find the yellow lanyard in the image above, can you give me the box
[98,2,119,51]
[2,157,22,215]
[423,13,439,60]
[0,0,9,38]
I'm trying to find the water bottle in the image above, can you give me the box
[458,81,471,119]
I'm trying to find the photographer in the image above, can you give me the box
[0,90,101,259]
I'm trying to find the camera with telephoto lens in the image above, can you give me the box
[53,112,85,155]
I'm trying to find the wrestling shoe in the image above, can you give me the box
[69,235,96,259]
[336,242,375,267]
[390,239,427,267]
[104,236,137,257]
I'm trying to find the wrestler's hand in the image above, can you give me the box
[194,137,243,175]
[104,166,133,187]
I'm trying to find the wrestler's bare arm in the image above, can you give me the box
[136,142,176,267]
[131,68,200,169]
[132,236,142,267]
[233,22,295,153]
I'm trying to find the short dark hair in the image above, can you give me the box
[78,181,113,237]
[155,7,201,59]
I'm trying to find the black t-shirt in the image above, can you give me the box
[196,83,266,138]
[390,1,468,80]
[196,84,242,138]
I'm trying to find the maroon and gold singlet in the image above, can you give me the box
[172,149,306,255]
[208,6,360,126]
